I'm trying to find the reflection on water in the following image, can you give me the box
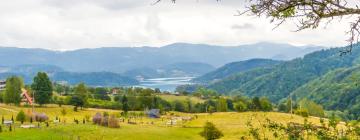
[138,77,194,92]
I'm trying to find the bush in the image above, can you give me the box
[234,101,247,112]
[92,112,102,125]
[295,109,309,117]
[16,110,26,124]
[108,115,120,128]
[199,122,223,140]
[34,113,49,122]
[101,116,109,126]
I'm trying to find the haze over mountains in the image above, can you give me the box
[0,42,321,73]
[0,42,322,86]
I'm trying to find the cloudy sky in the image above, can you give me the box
[0,0,354,50]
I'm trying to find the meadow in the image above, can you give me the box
[0,104,325,140]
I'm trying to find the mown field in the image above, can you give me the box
[0,104,324,140]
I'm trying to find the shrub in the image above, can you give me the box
[295,109,309,117]
[101,116,109,126]
[61,108,67,116]
[85,115,90,122]
[103,112,109,117]
[108,115,120,128]
[92,112,102,125]
[199,122,223,140]
[16,110,26,124]
[234,101,247,112]
[34,113,49,122]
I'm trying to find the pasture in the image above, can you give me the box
[0,104,323,140]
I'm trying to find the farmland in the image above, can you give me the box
[0,104,323,140]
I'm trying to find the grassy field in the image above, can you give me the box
[0,104,324,140]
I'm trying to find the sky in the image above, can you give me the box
[0,0,354,50]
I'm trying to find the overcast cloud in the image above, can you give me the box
[0,0,353,50]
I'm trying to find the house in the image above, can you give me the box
[147,109,160,118]
[21,89,33,105]
[0,80,5,91]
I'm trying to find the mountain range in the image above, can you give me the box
[0,65,139,86]
[0,42,322,74]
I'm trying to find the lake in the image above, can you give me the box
[138,77,194,92]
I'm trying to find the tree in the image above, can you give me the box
[259,97,273,111]
[31,72,53,106]
[299,99,325,117]
[216,98,228,112]
[251,97,262,111]
[234,101,247,112]
[16,110,26,124]
[173,100,186,112]
[74,83,89,109]
[121,95,129,115]
[69,95,85,110]
[3,76,23,105]
[94,87,110,101]
[199,122,224,140]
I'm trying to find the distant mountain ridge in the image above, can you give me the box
[0,42,323,73]
[0,65,138,86]
[123,62,216,79]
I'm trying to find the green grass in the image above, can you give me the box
[0,124,202,140]
[0,104,325,140]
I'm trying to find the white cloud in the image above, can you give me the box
[0,0,353,50]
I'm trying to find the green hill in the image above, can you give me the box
[193,59,281,83]
[291,65,360,119]
[208,46,360,102]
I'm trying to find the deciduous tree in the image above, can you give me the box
[3,76,23,105]
[31,72,53,106]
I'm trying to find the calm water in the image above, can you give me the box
[138,77,194,92]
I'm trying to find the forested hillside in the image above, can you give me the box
[194,59,281,83]
[208,46,360,102]
[291,65,360,119]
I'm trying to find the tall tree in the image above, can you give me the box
[216,98,228,112]
[251,97,262,111]
[31,72,53,106]
[73,83,89,109]
[3,76,23,105]
[122,95,129,115]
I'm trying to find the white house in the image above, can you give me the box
[0,80,5,91]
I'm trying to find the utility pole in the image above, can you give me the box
[32,91,35,113]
